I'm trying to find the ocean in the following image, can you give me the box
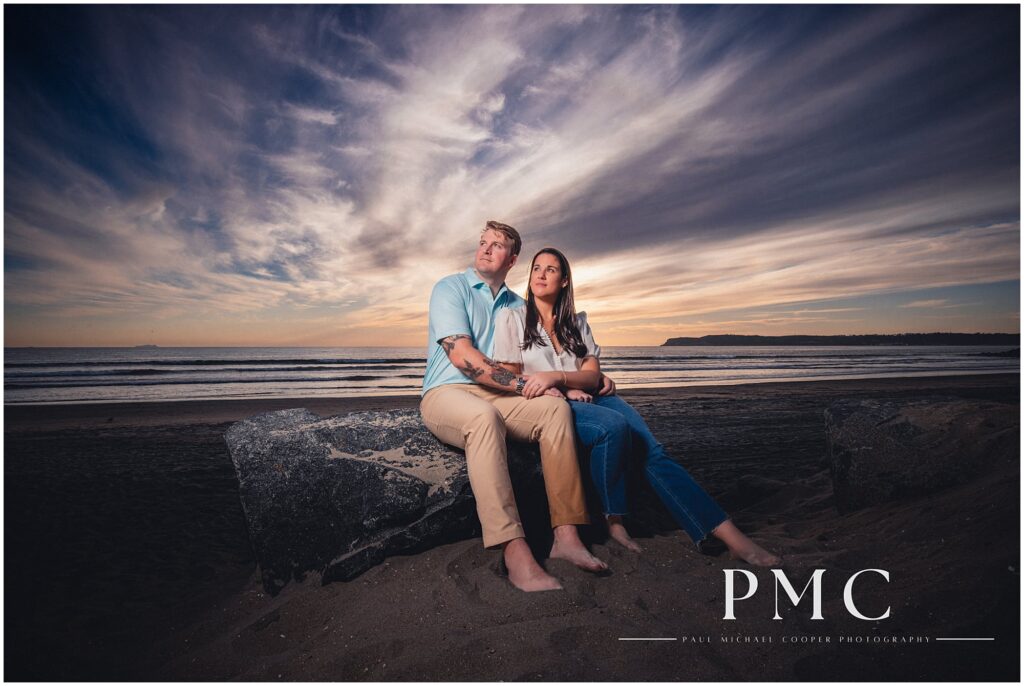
[3,345,1018,405]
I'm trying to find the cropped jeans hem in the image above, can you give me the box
[570,394,729,547]
[693,514,731,551]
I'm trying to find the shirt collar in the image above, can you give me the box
[465,267,509,299]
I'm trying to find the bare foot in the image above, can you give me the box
[727,542,782,567]
[607,516,642,553]
[503,538,562,592]
[713,520,781,567]
[549,525,609,573]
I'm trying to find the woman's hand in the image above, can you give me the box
[597,373,617,396]
[544,387,566,398]
[521,371,561,399]
[566,389,592,403]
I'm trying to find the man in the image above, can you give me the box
[420,220,608,592]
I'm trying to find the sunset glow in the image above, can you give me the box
[4,5,1019,347]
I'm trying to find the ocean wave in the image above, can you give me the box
[4,374,426,390]
[4,357,424,368]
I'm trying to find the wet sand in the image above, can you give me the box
[4,374,1019,680]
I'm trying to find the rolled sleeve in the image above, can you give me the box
[428,279,472,345]
[491,307,524,364]
[577,312,602,359]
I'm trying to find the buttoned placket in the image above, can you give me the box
[492,286,506,307]
[487,286,511,363]
[470,270,508,310]
[538,326,567,371]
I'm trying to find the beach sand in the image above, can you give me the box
[4,374,1019,680]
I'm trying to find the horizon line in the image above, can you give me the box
[6,331,1020,350]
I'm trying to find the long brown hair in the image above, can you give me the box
[523,247,588,358]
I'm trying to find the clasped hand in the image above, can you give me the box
[520,371,615,399]
[520,371,561,399]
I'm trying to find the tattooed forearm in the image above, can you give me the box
[458,358,485,380]
[482,357,516,387]
[440,334,471,355]
[439,336,518,390]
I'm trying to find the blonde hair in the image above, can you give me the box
[483,220,522,256]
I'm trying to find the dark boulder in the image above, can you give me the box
[825,397,1018,513]
[224,408,543,595]
[716,474,789,511]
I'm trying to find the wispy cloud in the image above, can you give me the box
[4,5,1019,346]
[901,300,949,308]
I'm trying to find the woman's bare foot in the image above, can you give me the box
[727,541,782,567]
[549,525,609,573]
[607,515,642,553]
[503,538,562,592]
[712,520,782,567]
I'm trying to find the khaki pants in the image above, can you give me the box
[420,384,589,548]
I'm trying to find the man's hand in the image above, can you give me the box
[597,372,616,396]
[544,387,566,398]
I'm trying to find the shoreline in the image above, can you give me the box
[5,372,1018,431]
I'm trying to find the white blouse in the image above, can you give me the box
[491,306,601,372]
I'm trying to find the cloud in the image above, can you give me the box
[901,300,949,308]
[284,103,340,126]
[4,5,1019,345]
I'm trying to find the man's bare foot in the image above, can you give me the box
[549,525,609,572]
[503,538,562,592]
[712,520,781,567]
[607,516,642,553]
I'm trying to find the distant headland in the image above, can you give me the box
[661,333,1020,346]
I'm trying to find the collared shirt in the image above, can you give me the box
[491,306,601,372]
[422,267,526,395]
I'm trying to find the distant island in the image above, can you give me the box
[132,344,160,349]
[662,333,1020,346]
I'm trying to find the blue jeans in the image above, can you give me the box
[569,394,729,546]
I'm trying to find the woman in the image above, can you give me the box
[492,247,781,566]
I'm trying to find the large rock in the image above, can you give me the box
[825,397,1018,513]
[224,408,544,595]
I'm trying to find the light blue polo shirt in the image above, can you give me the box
[422,267,525,395]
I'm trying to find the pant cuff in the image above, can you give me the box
[482,526,526,549]
[694,515,730,551]
[550,515,590,528]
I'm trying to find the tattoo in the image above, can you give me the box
[458,358,485,380]
[440,334,471,355]
[439,337,514,388]
[482,356,516,387]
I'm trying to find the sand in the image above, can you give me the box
[4,374,1019,681]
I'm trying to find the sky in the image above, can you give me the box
[3,5,1020,347]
